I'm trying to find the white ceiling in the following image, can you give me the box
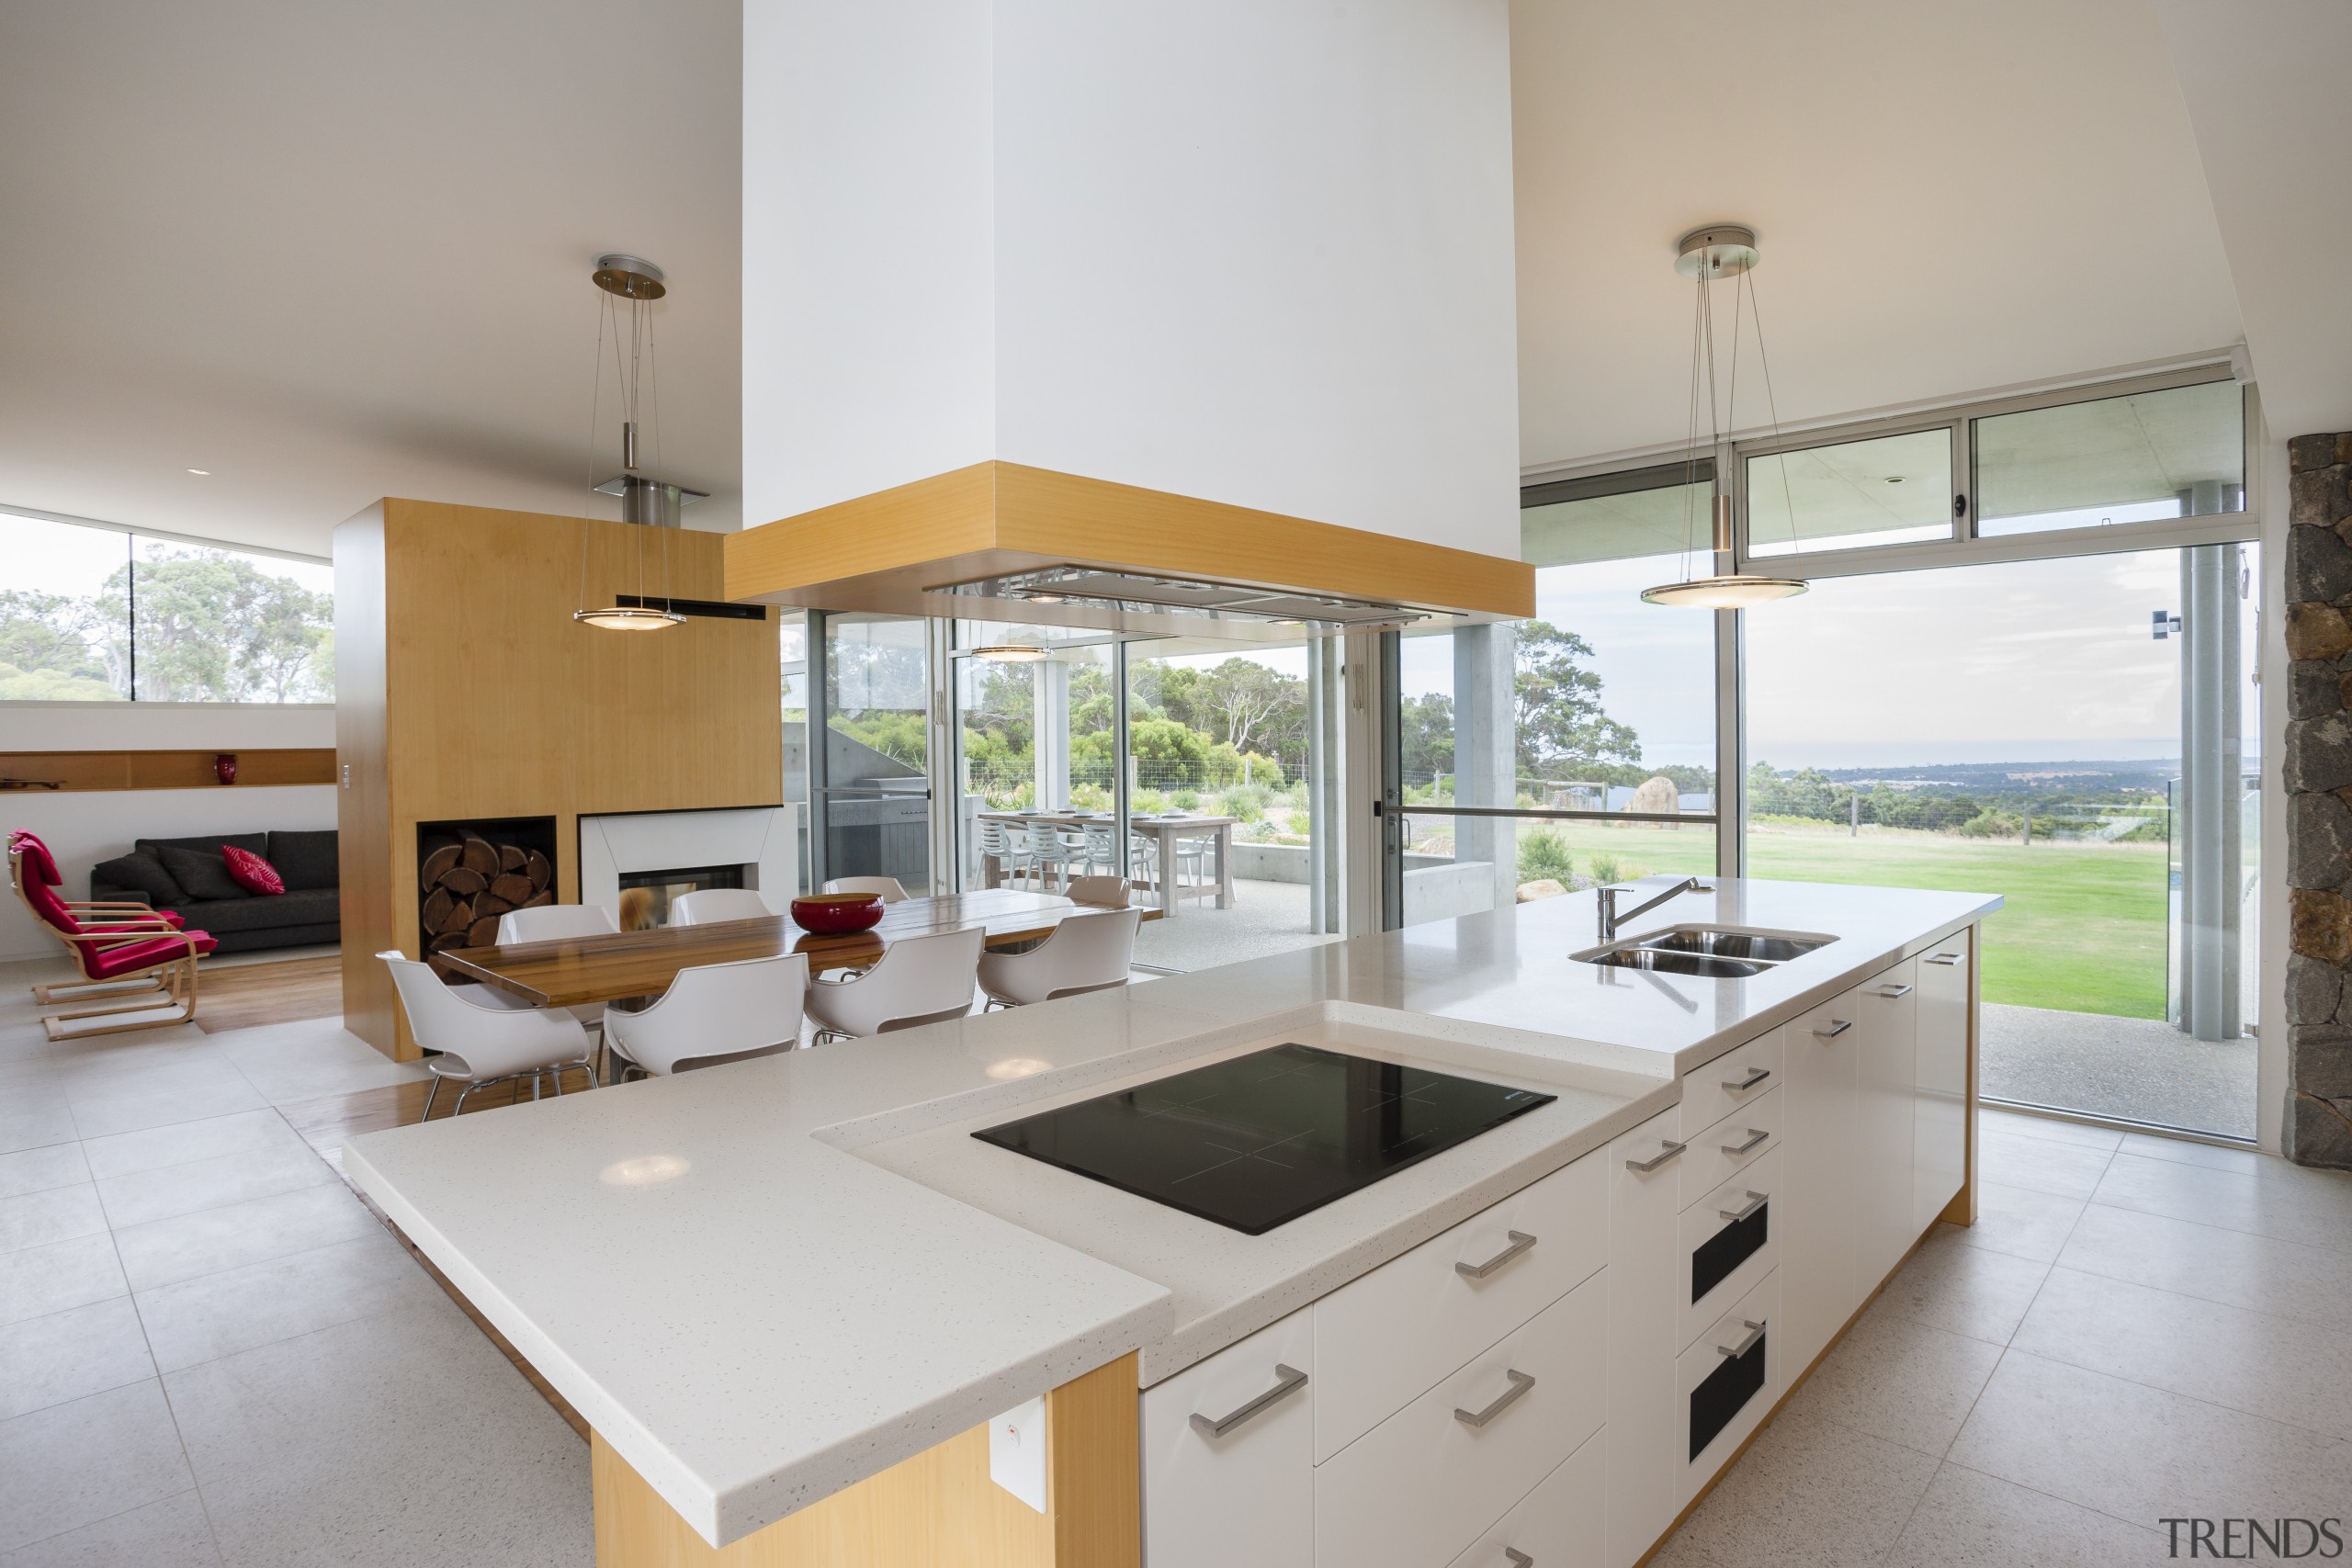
[1510,0,2247,472]
[0,0,2331,562]
[0,0,741,558]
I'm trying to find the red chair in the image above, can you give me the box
[8,830,188,1006]
[8,841,214,1038]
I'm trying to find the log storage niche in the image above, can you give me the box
[415,817,558,958]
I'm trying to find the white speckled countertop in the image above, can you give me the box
[345,876,1998,1547]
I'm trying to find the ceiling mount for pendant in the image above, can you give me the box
[1672,224,1759,281]
[592,254,667,300]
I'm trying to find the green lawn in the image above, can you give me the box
[1532,823,2169,1019]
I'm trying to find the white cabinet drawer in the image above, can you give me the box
[1677,1029,1784,1137]
[1915,932,1971,1233]
[1316,1272,1607,1568]
[1679,1086,1781,1209]
[1143,1307,1313,1568]
[1443,1428,1605,1568]
[1677,1148,1781,1354]
[1676,1269,1781,1506]
[1315,1150,1606,1462]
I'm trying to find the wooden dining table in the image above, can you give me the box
[427,888,1145,1009]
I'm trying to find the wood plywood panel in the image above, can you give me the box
[0,750,335,792]
[334,502,396,1056]
[591,1355,1136,1568]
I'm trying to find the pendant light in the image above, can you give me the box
[970,644,1050,663]
[574,254,701,631]
[1640,225,1806,609]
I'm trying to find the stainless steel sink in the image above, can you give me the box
[1583,947,1776,979]
[1640,929,1831,964]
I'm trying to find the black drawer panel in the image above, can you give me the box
[1690,1200,1769,1303]
[1689,1325,1768,1461]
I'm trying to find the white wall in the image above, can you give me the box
[0,702,334,751]
[741,0,1521,558]
[4,784,337,961]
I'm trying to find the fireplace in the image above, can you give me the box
[414,816,558,955]
[616,863,745,931]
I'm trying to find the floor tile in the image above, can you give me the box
[135,1230,444,1372]
[2094,1151,2352,1255]
[0,1099,78,1156]
[1977,1109,2123,1152]
[2057,1201,2352,1336]
[2013,1265,2352,1441]
[0,1234,127,1327]
[0,1491,220,1568]
[207,1021,426,1104]
[0,1184,107,1254]
[166,1300,591,1568]
[1785,1304,2004,1456]
[1948,1349,2352,1526]
[1887,1462,2170,1567]
[0,1296,155,1420]
[55,1077,266,1141]
[1973,1126,2113,1200]
[114,1182,381,1292]
[50,1037,220,1088]
[0,1490,218,1568]
[96,1141,334,1230]
[1648,1401,1939,1567]
[1872,1224,2052,1345]
[79,1109,306,1180]
[0,1144,89,1201]
[0,1380,194,1552]
[1950,1180,2086,1263]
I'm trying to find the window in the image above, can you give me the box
[0,512,333,703]
[1746,429,1954,558]
[817,612,933,895]
[1974,378,2245,537]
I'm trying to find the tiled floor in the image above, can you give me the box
[7,946,2348,1566]
[1652,1108,2352,1567]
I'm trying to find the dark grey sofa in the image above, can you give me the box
[90,829,340,955]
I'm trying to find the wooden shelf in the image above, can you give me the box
[0,749,335,792]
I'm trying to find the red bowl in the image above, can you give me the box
[790,893,886,934]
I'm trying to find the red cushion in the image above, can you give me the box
[9,835,61,886]
[18,873,80,935]
[220,845,284,896]
[80,931,216,978]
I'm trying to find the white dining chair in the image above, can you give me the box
[671,888,776,925]
[602,953,808,1075]
[1080,820,1120,877]
[379,952,596,1121]
[823,875,909,904]
[803,925,985,1042]
[978,908,1143,1009]
[494,903,619,1070]
[1028,827,1083,893]
[1066,875,1133,908]
[978,818,1036,890]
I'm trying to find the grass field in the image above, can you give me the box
[1532,822,2170,1019]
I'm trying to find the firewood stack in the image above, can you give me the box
[418,833,553,953]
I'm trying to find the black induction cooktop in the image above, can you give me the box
[971,1043,1556,1235]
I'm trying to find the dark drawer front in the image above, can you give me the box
[1689,1326,1768,1461]
[1690,1201,1769,1304]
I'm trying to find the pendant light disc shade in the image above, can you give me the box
[573,606,685,630]
[1638,575,1808,609]
[970,644,1050,662]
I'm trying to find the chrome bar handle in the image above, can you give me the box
[1505,1551,1534,1567]
[1723,1127,1770,1156]
[1453,1369,1536,1429]
[1722,1065,1771,1091]
[1190,1363,1308,1438]
[1925,953,1962,966]
[1876,983,1914,998]
[1718,1190,1767,1223]
[1456,1230,1537,1280]
[1625,1139,1687,1173]
[1716,1319,1766,1359]
[1812,1019,1852,1038]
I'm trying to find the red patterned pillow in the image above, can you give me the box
[220,844,284,896]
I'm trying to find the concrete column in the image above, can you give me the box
[2179,542,2243,1041]
[1033,660,1070,810]
[1453,623,1518,911]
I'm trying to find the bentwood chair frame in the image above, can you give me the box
[10,846,209,1038]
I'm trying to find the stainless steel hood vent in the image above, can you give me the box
[931,565,1435,632]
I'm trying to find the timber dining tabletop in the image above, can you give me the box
[427,888,1132,1009]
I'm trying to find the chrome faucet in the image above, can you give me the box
[1597,876,1708,943]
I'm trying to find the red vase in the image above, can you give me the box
[214,753,237,785]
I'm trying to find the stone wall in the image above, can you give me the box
[2283,431,2352,1164]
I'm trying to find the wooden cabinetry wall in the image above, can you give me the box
[336,499,783,1059]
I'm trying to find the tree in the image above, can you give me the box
[1512,621,1640,778]
[1193,658,1295,755]
[0,589,123,698]
[1397,691,1454,789]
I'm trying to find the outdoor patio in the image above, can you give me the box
[1128,876,1339,973]
[1980,1002,2256,1140]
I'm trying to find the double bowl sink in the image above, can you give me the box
[1574,925,1835,980]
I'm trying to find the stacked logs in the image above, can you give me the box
[419,833,553,953]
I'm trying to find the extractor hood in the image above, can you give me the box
[723,461,1533,641]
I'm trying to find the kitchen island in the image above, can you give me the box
[345,876,1998,1568]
